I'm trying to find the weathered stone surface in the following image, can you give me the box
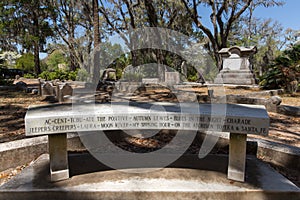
[25,103,269,136]
[24,102,270,182]
[243,89,284,98]
[52,79,61,86]
[165,72,180,85]
[0,154,299,200]
[0,134,85,172]
[42,82,55,96]
[49,134,69,181]
[215,70,257,85]
[277,105,300,116]
[228,133,247,182]
[215,46,257,85]
[269,96,282,105]
[58,83,73,103]
[0,136,48,172]
[142,78,159,85]
[226,95,267,106]
[32,89,38,94]
[15,81,27,90]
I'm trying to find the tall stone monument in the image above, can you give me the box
[214,46,257,85]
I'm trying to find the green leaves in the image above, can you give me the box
[15,53,34,72]
[259,44,300,92]
[46,50,67,71]
[1,0,54,74]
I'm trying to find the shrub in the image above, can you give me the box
[23,73,35,79]
[68,70,77,81]
[259,44,300,93]
[76,68,89,81]
[15,53,35,73]
[187,73,198,82]
[0,76,13,85]
[123,72,143,81]
[39,71,51,80]
[38,68,94,82]
[39,70,70,81]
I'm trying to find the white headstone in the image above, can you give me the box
[215,46,257,85]
[165,72,180,85]
[223,53,242,70]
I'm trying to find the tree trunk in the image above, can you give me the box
[69,52,78,71]
[34,41,40,75]
[156,49,165,82]
[214,51,222,71]
[92,0,101,84]
[33,8,41,75]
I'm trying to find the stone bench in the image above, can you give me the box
[25,103,269,182]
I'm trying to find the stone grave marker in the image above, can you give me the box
[165,72,180,85]
[52,79,61,86]
[58,83,73,103]
[142,78,159,85]
[42,82,55,96]
[214,46,257,85]
[223,53,243,71]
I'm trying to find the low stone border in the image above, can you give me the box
[0,134,84,172]
[225,94,300,116]
[252,138,300,171]
[0,86,18,91]
[243,89,284,97]
[277,105,300,116]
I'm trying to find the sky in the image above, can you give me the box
[254,0,300,30]
[198,0,300,31]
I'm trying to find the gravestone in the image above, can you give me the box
[42,82,55,96]
[214,46,257,85]
[52,79,61,86]
[31,89,38,95]
[101,68,116,81]
[38,78,42,95]
[165,72,180,85]
[142,78,159,85]
[15,81,27,91]
[58,83,73,103]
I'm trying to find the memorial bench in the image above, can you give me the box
[25,102,269,182]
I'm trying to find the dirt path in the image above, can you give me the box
[0,89,48,143]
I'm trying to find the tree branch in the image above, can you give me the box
[144,0,158,27]
[124,0,136,28]
[216,1,227,46]
[224,0,253,47]
[209,0,220,48]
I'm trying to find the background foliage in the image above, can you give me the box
[260,44,300,92]
[0,0,299,91]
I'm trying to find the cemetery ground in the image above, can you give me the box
[0,85,299,187]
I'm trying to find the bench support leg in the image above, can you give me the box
[48,133,69,181]
[228,133,247,182]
